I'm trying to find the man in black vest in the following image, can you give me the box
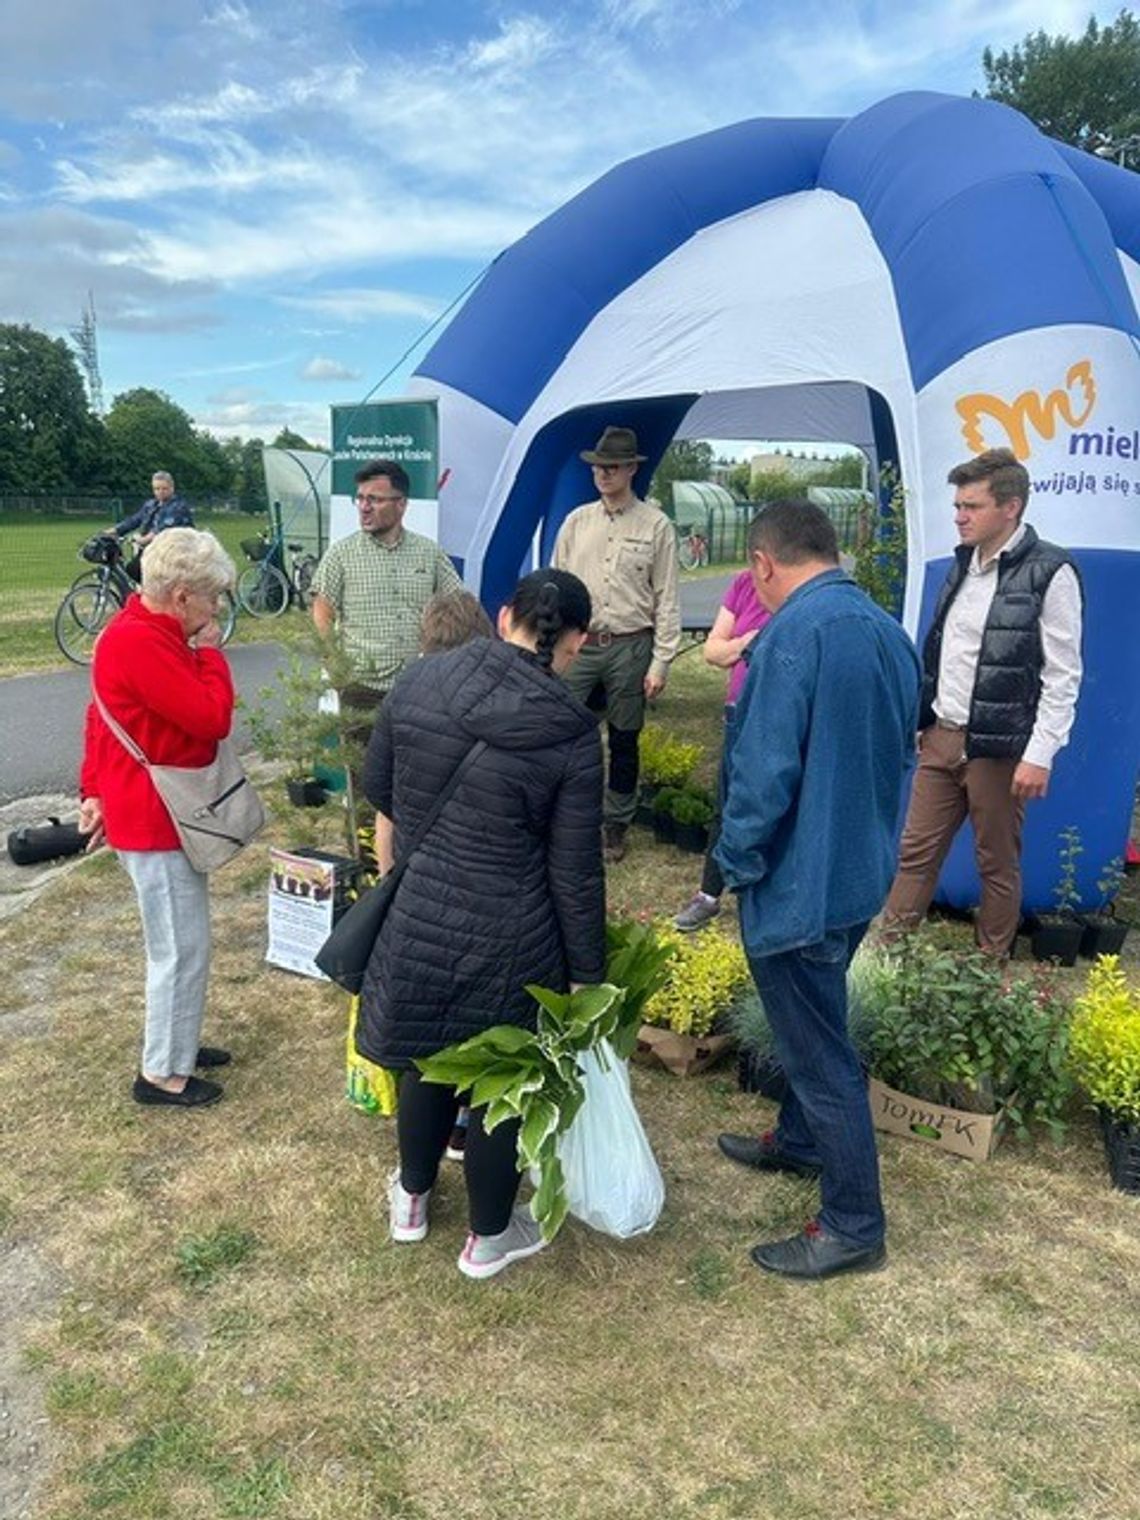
[882,448,1082,955]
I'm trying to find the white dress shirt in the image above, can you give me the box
[934,524,1082,769]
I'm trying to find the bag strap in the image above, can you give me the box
[92,684,152,768]
[382,738,487,891]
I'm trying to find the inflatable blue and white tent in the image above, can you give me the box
[410,91,1140,914]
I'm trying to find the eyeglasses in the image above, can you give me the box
[354,492,405,506]
[592,463,630,475]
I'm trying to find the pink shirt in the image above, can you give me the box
[722,569,771,704]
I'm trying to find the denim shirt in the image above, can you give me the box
[115,494,195,538]
[714,569,920,958]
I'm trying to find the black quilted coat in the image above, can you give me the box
[356,637,606,1068]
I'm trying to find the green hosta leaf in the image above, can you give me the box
[526,984,571,1022]
[483,1095,523,1132]
[519,1097,561,1168]
[468,1063,545,1113]
[531,1149,568,1241]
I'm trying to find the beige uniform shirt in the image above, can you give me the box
[552,496,681,682]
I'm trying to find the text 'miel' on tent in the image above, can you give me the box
[409,91,1140,915]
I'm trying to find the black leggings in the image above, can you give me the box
[397,1068,522,1236]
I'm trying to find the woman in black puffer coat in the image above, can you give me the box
[359,569,605,1280]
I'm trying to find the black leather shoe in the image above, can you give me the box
[196,1046,232,1068]
[717,1130,822,1178]
[750,1222,886,1280]
[132,1074,223,1107]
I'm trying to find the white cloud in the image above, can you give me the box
[195,396,331,443]
[300,355,361,381]
[278,287,444,323]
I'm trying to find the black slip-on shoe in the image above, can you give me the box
[717,1130,822,1179]
[132,1074,223,1108]
[749,1222,886,1280]
[195,1046,232,1068]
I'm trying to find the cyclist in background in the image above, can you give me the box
[110,472,195,580]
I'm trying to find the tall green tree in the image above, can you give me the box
[103,388,234,497]
[271,427,320,452]
[0,323,104,490]
[982,11,1140,154]
[649,440,714,513]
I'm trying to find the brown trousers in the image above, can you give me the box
[882,725,1025,955]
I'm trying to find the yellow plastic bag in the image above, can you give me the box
[346,995,397,1116]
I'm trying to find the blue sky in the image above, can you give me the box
[0,0,1104,446]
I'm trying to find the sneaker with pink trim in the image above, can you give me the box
[457,1206,546,1280]
[388,1168,430,1243]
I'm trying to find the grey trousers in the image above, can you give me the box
[118,850,211,1078]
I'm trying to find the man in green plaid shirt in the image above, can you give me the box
[311,459,462,738]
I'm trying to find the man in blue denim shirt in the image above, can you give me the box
[112,472,195,581]
[715,501,920,1280]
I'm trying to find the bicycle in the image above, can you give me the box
[237,525,319,618]
[676,523,710,571]
[54,535,236,665]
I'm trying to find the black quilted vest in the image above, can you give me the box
[920,526,1078,760]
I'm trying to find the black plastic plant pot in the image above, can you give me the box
[736,1048,787,1102]
[1078,915,1131,959]
[286,777,328,808]
[1100,1110,1140,1194]
[673,821,710,855]
[652,812,676,845]
[634,801,657,828]
[1030,918,1083,966]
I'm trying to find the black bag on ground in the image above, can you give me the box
[315,740,486,994]
[7,818,87,866]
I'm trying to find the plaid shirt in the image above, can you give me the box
[311,529,461,691]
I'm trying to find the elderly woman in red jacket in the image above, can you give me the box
[79,528,237,1109]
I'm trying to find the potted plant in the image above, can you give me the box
[670,790,714,854]
[1069,955,1140,1194]
[639,724,702,790]
[1078,856,1131,959]
[1031,824,1085,966]
[727,983,787,1100]
[850,933,1073,1158]
[651,787,681,845]
[243,653,334,807]
[636,920,750,1075]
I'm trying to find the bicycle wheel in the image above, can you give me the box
[677,534,699,572]
[218,589,237,645]
[293,554,318,606]
[237,561,290,617]
[54,582,123,665]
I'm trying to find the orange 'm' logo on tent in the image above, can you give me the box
[955,360,1097,460]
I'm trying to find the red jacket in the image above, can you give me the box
[81,595,235,851]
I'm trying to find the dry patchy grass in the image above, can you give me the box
[2,658,1140,1520]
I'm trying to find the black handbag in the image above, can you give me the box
[314,740,487,993]
[7,818,88,867]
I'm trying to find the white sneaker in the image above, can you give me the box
[388,1167,430,1243]
[457,1205,546,1280]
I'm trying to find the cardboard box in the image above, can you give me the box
[867,1077,1007,1161]
[634,1024,733,1077]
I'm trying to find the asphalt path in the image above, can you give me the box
[0,574,733,807]
[0,643,288,807]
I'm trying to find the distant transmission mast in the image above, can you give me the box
[70,291,104,416]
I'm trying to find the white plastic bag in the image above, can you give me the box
[559,1040,665,1238]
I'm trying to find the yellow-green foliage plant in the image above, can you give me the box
[1069,955,1140,1123]
[639,723,702,789]
[643,922,750,1037]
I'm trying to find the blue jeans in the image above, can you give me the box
[747,922,884,1248]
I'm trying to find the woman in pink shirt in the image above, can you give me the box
[673,567,770,930]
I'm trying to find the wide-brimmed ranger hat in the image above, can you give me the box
[580,426,647,465]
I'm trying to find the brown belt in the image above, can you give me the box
[583,628,651,648]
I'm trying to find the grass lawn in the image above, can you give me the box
[0,513,311,675]
[2,655,1139,1519]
